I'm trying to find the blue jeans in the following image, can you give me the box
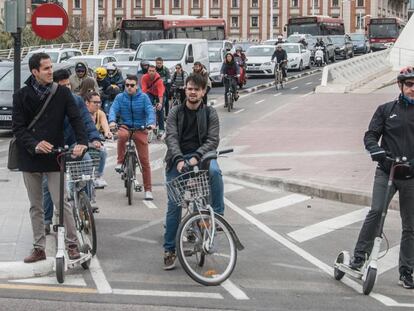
[97,147,107,177]
[147,93,165,131]
[163,156,224,252]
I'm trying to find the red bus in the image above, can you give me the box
[367,17,406,51]
[286,16,344,36]
[118,15,226,49]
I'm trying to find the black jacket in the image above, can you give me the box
[12,76,87,172]
[364,98,414,177]
[164,103,220,171]
[271,49,287,63]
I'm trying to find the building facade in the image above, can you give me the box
[26,0,410,41]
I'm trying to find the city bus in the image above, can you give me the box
[286,16,345,36]
[118,15,226,49]
[367,17,406,51]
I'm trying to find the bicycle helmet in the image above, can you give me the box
[140,60,150,67]
[95,67,107,80]
[397,67,414,82]
[277,35,283,40]
[105,63,118,78]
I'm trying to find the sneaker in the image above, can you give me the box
[45,224,51,235]
[67,244,81,260]
[163,251,176,270]
[94,177,108,189]
[399,272,414,289]
[349,256,365,270]
[24,248,46,263]
[144,191,153,201]
[115,164,122,173]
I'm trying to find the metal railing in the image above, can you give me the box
[0,40,120,60]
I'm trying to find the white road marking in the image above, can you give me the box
[318,78,322,81]
[300,91,313,97]
[115,218,163,244]
[225,198,413,307]
[247,194,310,215]
[224,183,244,194]
[306,82,313,85]
[288,207,370,243]
[221,279,249,300]
[273,93,282,97]
[234,109,245,114]
[378,245,400,275]
[143,200,158,209]
[112,288,223,299]
[36,17,63,26]
[223,176,280,193]
[291,86,299,90]
[254,99,265,105]
[89,256,112,294]
[10,274,86,287]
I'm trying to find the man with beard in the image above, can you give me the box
[162,74,223,270]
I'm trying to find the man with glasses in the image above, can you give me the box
[349,67,414,289]
[108,75,156,201]
[271,44,288,81]
[69,61,99,95]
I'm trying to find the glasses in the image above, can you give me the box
[404,81,414,88]
[175,67,181,70]
[76,69,86,73]
[125,83,136,88]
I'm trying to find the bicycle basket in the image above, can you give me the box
[66,157,100,183]
[166,170,210,206]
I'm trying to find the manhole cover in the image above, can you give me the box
[266,168,291,172]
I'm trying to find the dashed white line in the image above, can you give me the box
[254,99,265,105]
[221,279,249,300]
[247,194,311,215]
[143,200,158,209]
[300,91,314,97]
[234,109,245,114]
[305,82,313,85]
[291,86,299,90]
[274,93,282,97]
[89,256,112,294]
[113,288,223,299]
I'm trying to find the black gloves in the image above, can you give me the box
[370,146,387,162]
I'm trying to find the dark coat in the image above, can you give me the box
[164,103,220,171]
[12,77,88,172]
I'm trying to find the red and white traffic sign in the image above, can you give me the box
[31,3,69,40]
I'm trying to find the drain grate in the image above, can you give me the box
[266,168,291,172]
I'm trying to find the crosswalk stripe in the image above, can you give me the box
[247,194,310,215]
[288,207,370,243]
[378,245,400,275]
[224,184,244,194]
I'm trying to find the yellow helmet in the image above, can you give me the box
[95,67,107,80]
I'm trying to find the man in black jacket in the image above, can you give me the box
[271,44,288,80]
[12,53,88,263]
[163,74,222,270]
[349,67,414,289]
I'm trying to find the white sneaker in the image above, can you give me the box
[144,191,153,201]
[115,164,122,172]
[94,177,107,188]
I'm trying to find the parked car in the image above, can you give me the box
[0,63,77,130]
[208,48,226,85]
[245,45,276,77]
[349,33,371,54]
[287,33,316,48]
[22,48,83,63]
[0,62,13,81]
[66,55,118,70]
[113,51,135,62]
[282,43,311,71]
[99,48,135,56]
[330,35,354,59]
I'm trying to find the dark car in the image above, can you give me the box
[330,35,354,59]
[349,33,371,54]
[0,63,77,130]
[310,36,336,64]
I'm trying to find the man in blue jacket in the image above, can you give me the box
[108,74,156,201]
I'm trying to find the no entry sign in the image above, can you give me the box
[31,3,69,40]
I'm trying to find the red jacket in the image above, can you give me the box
[141,72,165,97]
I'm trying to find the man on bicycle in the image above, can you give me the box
[155,57,171,117]
[220,52,240,108]
[349,67,414,289]
[108,74,156,201]
[141,65,165,136]
[171,63,188,106]
[271,44,288,81]
[163,74,223,270]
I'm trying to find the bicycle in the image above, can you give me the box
[166,149,244,286]
[114,125,147,205]
[223,75,238,112]
[147,97,162,144]
[170,85,183,108]
[52,147,97,284]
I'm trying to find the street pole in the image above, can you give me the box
[205,0,209,18]
[312,0,315,16]
[270,0,273,39]
[359,11,362,31]
[93,0,99,55]
[12,28,21,92]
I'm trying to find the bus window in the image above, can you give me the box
[177,28,187,38]
[192,27,203,38]
[217,28,225,40]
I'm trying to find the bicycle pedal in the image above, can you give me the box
[134,186,143,192]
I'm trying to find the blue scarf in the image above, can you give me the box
[30,75,52,102]
[399,93,414,105]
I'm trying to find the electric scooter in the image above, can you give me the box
[333,156,409,295]
[53,147,93,284]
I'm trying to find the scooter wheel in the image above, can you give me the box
[56,257,65,284]
[334,252,346,281]
[81,259,91,270]
[363,267,377,295]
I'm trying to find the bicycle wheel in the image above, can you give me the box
[77,191,97,256]
[274,70,279,90]
[126,154,135,205]
[176,210,237,286]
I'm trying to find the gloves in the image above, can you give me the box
[369,146,387,162]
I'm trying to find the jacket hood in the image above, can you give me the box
[75,61,89,69]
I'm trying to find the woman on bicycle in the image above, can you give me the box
[171,63,188,105]
[220,53,240,108]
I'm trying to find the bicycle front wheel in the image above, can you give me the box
[176,211,237,286]
[77,191,97,255]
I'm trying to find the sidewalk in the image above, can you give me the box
[224,82,401,208]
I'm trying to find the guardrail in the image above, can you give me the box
[0,40,120,60]
[315,49,391,93]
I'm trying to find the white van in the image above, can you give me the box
[134,39,209,75]
[208,47,225,85]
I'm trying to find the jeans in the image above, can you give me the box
[147,93,165,131]
[97,147,107,177]
[163,155,224,252]
[354,169,414,275]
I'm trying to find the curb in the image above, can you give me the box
[226,171,400,210]
[240,69,323,94]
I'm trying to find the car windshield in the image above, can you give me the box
[23,52,59,63]
[350,34,365,42]
[116,65,139,77]
[67,58,101,69]
[135,44,186,61]
[208,41,223,49]
[0,68,31,91]
[246,47,274,57]
[114,53,134,62]
[208,49,223,62]
[283,45,300,53]
[330,36,345,44]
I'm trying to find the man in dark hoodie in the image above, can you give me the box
[69,61,99,94]
[220,52,240,107]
